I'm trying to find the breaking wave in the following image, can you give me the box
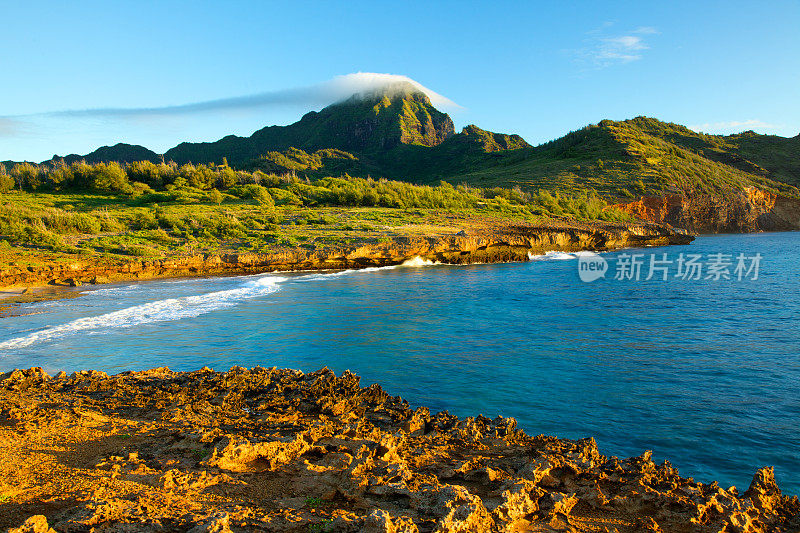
[85,284,144,296]
[527,250,600,261]
[296,257,439,282]
[0,258,445,351]
[400,256,439,267]
[0,275,285,351]
[528,251,577,261]
[295,266,395,282]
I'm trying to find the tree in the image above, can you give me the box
[69,161,94,189]
[0,163,13,193]
[218,166,237,189]
[92,162,130,193]
[127,160,163,187]
[11,163,41,190]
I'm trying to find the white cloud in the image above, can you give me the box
[689,119,780,134]
[0,72,459,123]
[327,73,459,109]
[0,73,461,161]
[574,24,658,68]
[596,35,648,63]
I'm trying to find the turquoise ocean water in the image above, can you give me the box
[1,232,798,494]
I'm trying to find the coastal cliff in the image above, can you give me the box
[0,220,692,291]
[1,366,797,532]
[611,187,800,233]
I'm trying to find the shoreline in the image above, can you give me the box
[0,218,694,305]
[1,366,796,532]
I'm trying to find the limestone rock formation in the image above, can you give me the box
[612,188,800,232]
[0,366,797,532]
[0,219,692,291]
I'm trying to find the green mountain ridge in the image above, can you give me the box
[446,117,800,198]
[46,143,161,166]
[26,85,799,202]
[165,82,456,164]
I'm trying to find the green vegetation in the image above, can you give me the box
[305,497,335,531]
[308,519,333,533]
[193,448,210,461]
[23,85,797,206]
[304,497,332,509]
[0,160,631,260]
[150,112,800,201]
[438,117,800,199]
[248,148,357,176]
[6,87,795,262]
[164,82,454,165]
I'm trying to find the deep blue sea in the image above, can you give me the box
[1,233,798,495]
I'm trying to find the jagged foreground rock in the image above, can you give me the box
[0,367,797,532]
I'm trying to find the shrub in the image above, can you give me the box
[268,188,301,206]
[129,209,158,230]
[207,188,224,205]
[237,184,274,207]
[123,244,160,257]
[218,166,237,189]
[126,160,177,187]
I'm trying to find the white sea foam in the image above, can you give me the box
[86,284,143,296]
[528,251,578,261]
[296,257,439,282]
[1,259,446,350]
[295,265,394,282]
[400,256,439,267]
[527,250,605,261]
[0,275,284,351]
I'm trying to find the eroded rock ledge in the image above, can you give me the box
[1,366,796,532]
[0,219,692,291]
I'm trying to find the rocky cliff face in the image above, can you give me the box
[613,187,800,233]
[0,220,692,290]
[1,366,797,532]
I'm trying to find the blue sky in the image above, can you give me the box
[2,0,798,162]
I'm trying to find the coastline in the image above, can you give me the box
[1,366,796,532]
[0,218,693,304]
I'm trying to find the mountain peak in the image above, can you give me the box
[162,82,455,164]
[336,81,431,107]
[288,81,454,152]
[457,125,530,152]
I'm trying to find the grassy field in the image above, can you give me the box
[0,167,633,265]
